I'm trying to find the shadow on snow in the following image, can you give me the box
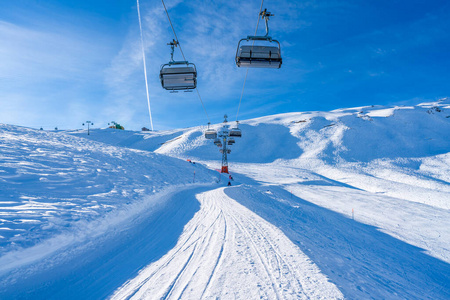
[225,178,450,300]
[0,186,211,300]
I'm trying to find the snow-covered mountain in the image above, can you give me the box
[0,99,449,299]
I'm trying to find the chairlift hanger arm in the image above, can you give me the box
[260,9,274,36]
[167,39,179,47]
[260,8,274,19]
[167,39,180,63]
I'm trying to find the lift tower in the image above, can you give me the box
[219,115,231,173]
[205,114,240,174]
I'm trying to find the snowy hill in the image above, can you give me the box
[72,99,450,210]
[0,124,217,297]
[71,99,450,164]
[1,99,449,299]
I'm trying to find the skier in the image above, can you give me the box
[229,174,233,181]
[228,181,231,186]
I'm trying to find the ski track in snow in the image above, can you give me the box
[111,187,343,300]
[1,99,449,299]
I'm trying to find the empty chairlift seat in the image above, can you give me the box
[229,127,242,138]
[205,129,217,139]
[214,138,222,147]
[160,63,197,91]
[227,138,235,145]
[236,37,282,68]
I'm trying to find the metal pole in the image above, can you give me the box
[221,136,228,173]
[220,115,229,174]
[84,121,92,135]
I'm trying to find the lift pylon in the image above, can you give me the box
[207,114,241,174]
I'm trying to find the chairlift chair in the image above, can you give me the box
[160,62,197,91]
[205,128,217,139]
[236,38,282,68]
[229,127,242,138]
[227,138,235,145]
[214,138,222,147]
[235,9,282,69]
[160,39,197,91]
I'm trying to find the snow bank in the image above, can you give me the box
[0,124,214,256]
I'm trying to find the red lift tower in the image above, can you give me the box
[205,114,241,174]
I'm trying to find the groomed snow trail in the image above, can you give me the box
[111,187,343,299]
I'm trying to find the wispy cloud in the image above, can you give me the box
[0,17,117,128]
[0,21,108,82]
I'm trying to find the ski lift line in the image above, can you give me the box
[161,0,211,124]
[235,0,265,122]
[235,68,249,122]
[161,0,187,64]
[137,0,154,131]
[195,88,211,124]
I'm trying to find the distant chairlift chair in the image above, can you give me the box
[205,129,217,139]
[205,123,217,139]
[229,121,242,138]
[214,138,222,147]
[160,40,197,92]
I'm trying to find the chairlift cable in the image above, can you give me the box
[161,0,211,124]
[195,88,211,123]
[161,0,187,63]
[137,0,154,130]
[235,0,265,122]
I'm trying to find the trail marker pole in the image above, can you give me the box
[352,208,354,220]
[193,171,196,183]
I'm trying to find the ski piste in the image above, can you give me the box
[0,99,449,299]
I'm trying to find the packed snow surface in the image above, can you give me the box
[112,188,343,299]
[1,99,449,299]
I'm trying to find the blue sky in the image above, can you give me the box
[1,0,449,130]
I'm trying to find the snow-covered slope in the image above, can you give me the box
[71,99,450,298]
[1,99,449,299]
[112,188,344,299]
[74,99,450,166]
[76,99,450,209]
[0,125,214,273]
[151,99,450,262]
[155,99,450,163]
